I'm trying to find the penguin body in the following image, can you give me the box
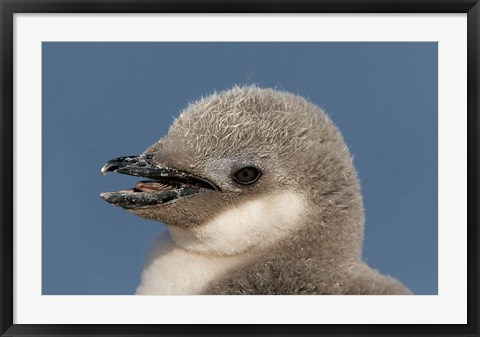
[101,86,412,295]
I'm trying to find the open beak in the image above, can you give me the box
[100,154,218,209]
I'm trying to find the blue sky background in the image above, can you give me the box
[42,42,437,295]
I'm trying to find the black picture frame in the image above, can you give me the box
[1,1,478,336]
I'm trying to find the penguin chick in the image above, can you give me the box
[100,86,412,295]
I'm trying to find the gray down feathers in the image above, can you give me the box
[133,86,412,295]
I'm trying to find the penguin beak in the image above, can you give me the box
[100,154,218,209]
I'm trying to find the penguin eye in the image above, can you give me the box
[233,167,261,185]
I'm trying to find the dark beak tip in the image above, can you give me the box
[100,192,121,206]
[100,155,142,176]
[101,163,114,176]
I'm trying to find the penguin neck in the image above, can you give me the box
[168,191,307,257]
[136,191,308,294]
[307,184,365,263]
[165,187,364,263]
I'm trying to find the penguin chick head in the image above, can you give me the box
[101,86,363,256]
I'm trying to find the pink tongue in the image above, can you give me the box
[135,181,174,192]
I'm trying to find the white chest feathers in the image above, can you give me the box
[136,191,305,295]
[135,231,249,295]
